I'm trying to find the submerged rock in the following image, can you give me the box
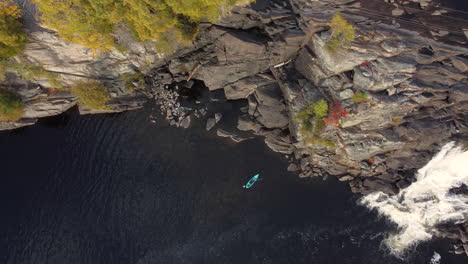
[206,113,223,131]
[214,113,223,123]
[362,178,398,195]
[216,129,252,143]
[180,116,191,129]
[287,163,300,172]
[206,118,216,131]
[339,175,354,182]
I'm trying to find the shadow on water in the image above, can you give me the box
[445,0,468,12]
[251,0,271,11]
[0,102,466,264]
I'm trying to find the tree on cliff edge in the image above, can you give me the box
[0,0,27,58]
[32,0,254,53]
[326,12,355,53]
[0,89,24,121]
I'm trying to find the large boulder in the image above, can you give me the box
[194,31,270,90]
[254,83,289,129]
[362,178,398,194]
[237,115,262,132]
[264,130,294,154]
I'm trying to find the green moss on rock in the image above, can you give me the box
[0,89,24,121]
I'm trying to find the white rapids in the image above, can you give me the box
[429,251,441,264]
[360,142,468,256]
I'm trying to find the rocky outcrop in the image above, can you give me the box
[6,0,467,189]
[150,0,467,253]
[288,2,468,187]
[0,79,76,130]
[3,0,468,255]
[1,0,170,130]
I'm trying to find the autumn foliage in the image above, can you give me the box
[326,12,355,53]
[33,0,254,53]
[0,0,21,17]
[323,101,349,127]
[0,0,27,58]
[0,89,24,121]
[70,80,110,110]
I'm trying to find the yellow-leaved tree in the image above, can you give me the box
[0,0,28,58]
[32,0,116,52]
[70,80,110,110]
[33,0,254,53]
[326,12,355,53]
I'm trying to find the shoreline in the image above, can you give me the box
[2,0,468,258]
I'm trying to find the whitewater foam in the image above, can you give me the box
[360,142,468,256]
[429,251,441,264]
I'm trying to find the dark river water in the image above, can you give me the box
[0,104,466,264]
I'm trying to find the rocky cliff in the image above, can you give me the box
[2,0,468,256]
[149,0,468,196]
[147,0,468,254]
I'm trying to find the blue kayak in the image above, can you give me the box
[244,174,260,189]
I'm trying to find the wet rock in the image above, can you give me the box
[459,229,468,243]
[181,80,195,89]
[362,178,398,194]
[287,163,300,172]
[339,175,354,181]
[349,179,363,193]
[214,113,223,123]
[208,90,227,102]
[264,131,293,154]
[299,170,313,178]
[206,113,222,131]
[300,158,311,171]
[200,108,208,116]
[217,129,235,138]
[396,179,411,189]
[206,118,216,131]
[231,135,251,143]
[453,245,468,255]
[216,129,251,143]
[237,115,262,132]
[392,8,405,16]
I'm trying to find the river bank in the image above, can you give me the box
[0,104,466,263]
[2,0,468,258]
